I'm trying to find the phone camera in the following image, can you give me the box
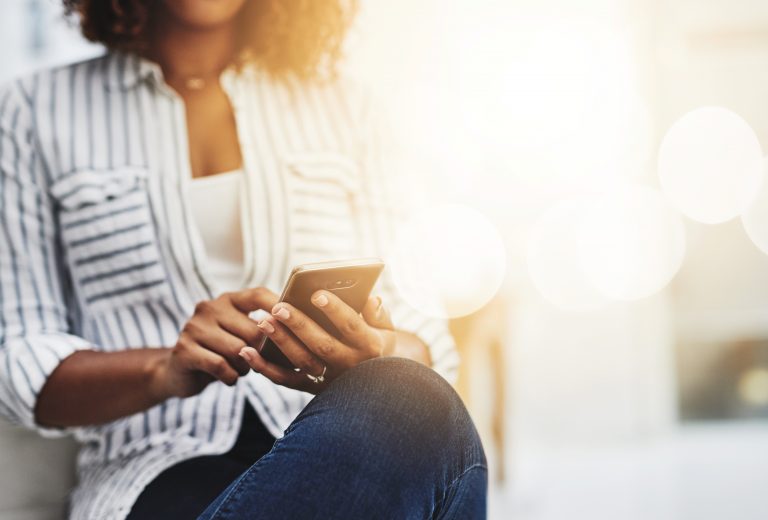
[325,279,358,290]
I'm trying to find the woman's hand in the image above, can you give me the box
[238,291,399,393]
[152,288,278,399]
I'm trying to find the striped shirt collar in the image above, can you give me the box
[105,51,255,92]
[103,52,163,91]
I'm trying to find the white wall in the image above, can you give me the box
[0,0,100,83]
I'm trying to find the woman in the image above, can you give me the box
[0,1,486,518]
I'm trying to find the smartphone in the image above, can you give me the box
[257,258,385,369]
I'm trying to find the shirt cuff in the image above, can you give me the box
[0,333,94,438]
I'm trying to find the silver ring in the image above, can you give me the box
[306,365,327,384]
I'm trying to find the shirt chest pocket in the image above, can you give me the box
[283,153,363,264]
[50,168,171,313]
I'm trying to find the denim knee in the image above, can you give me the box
[223,358,487,520]
[290,357,486,471]
[338,356,469,429]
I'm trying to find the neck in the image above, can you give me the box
[149,11,237,82]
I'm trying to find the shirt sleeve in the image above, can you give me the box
[352,87,460,384]
[0,79,93,437]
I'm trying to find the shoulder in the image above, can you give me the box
[0,53,113,116]
[254,67,375,126]
[0,73,36,130]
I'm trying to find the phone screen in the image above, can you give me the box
[257,258,384,369]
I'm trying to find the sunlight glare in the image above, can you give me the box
[526,200,607,311]
[388,203,507,319]
[742,158,768,255]
[457,18,596,152]
[658,107,763,224]
[578,185,686,301]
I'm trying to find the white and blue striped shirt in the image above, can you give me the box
[0,51,458,519]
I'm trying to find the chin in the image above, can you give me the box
[161,0,248,30]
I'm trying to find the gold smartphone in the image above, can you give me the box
[257,258,385,369]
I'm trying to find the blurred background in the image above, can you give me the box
[2,0,768,519]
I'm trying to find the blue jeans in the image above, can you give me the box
[134,357,487,519]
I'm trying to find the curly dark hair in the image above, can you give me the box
[63,0,358,82]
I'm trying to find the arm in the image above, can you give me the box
[2,82,158,430]
[35,348,171,428]
[0,80,92,435]
[35,288,277,428]
[393,331,432,366]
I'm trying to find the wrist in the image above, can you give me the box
[393,330,432,367]
[145,349,173,402]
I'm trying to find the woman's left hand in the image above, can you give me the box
[238,291,396,393]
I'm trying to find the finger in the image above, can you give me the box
[177,335,241,386]
[215,301,265,347]
[228,287,280,314]
[182,321,252,376]
[361,295,394,330]
[308,291,380,350]
[270,303,350,363]
[256,317,326,376]
[239,346,320,393]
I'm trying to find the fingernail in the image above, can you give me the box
[273,306,290,320]
[257,320,275,334]
[239,347,254,361]
[313,293,328,307]
[375,296,384,317]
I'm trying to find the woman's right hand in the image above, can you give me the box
[152,287,279,399]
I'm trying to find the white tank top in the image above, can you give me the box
[187,170,246,292]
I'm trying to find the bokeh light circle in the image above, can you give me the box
[578,185,686,301]
[742,158,768,255]
[388,203,506,319]
[526,200,607,311]
[658,106,763,224]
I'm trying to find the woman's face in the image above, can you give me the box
[160,0,248,29]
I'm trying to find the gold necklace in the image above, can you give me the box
[184,77,207,90]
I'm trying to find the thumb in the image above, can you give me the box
[361,296,394,330]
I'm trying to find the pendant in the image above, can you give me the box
[185,77,205,90]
